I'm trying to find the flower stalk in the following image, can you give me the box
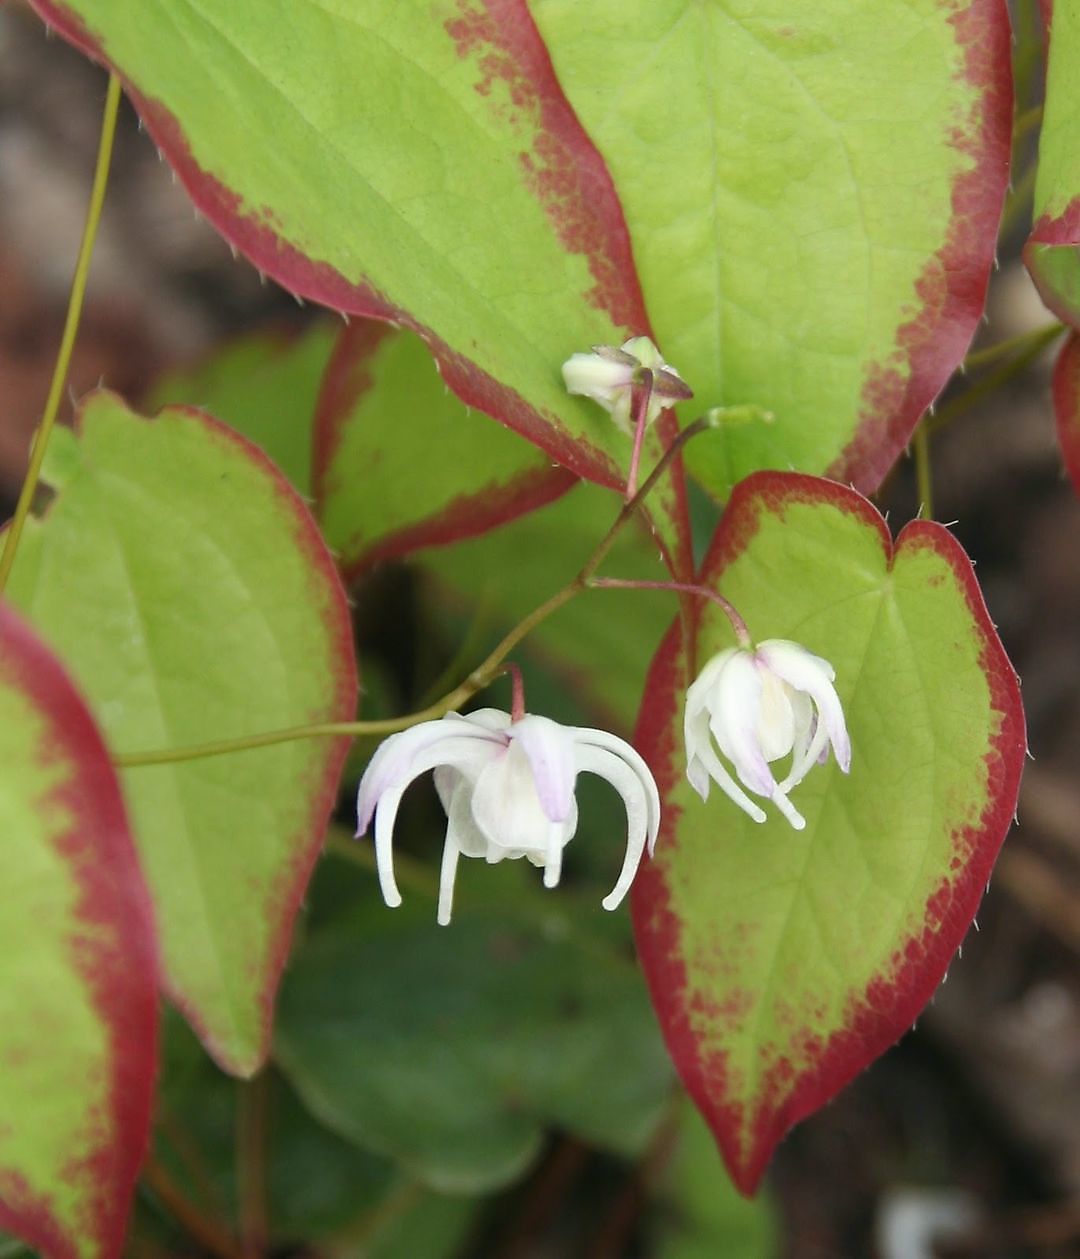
[0,74,122,594]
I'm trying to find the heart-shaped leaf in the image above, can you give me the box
[1026,0,1080,326]
[315,321,575,578]
[632,473,1024,1193]
[31,0,692,573]
[0,604,157,1259]
[532,0,1011,496]
[6,392,357,1077]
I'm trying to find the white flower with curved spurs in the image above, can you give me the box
[685,639,851,830]
[356,709,661,924]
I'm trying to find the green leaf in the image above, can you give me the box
[531,0,1011,496]
[0,605,157,1258]
[6,391,357,1076]
[275,861,672,1194]
[33,0,692,573]
[631,473,1025,1193]
[145,322,338,496]
[422,481,672,733]
[1027,1,1080,325]
[155,1007,478,1250]
[315,321,575,578]
[654,1100,777,1259]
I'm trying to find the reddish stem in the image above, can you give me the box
[587,577,752,648]
[503,662,526,722]
[625,369,654,500]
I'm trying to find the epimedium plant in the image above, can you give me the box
[5,0,1079,1254]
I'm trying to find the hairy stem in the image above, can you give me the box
[928,323,1065,437]
[0,74,122,593]
[913,424,934,520]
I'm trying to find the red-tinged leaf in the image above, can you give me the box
[314,320,576,578]
[531,0,1012,498]
[1051,330,1080,492]
[7,391,357,1076]
[632,473,1025,1193]
[1025,0,1080,326]
[0,604,157,1259]
[29,0,693,577]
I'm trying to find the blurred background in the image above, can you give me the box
[2,2,1079,1255]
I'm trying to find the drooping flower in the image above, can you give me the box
[684,639,851,830]
[561,336,692,435]
[356,709,661,924]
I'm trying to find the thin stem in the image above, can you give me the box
[503,662,526,722]
[913,423,933,520]
[624,369,653,499]
[1000,158,1039,239]
[963,322,1063,374]
[235,1072,268,1259]
[587,577,752,647]
[0,74,122,594]
[928,322,1065,437]
[114,415,716,769]
[141,1156,242,1259]
[322,1180,425,1254]
[1012,102,1043,148]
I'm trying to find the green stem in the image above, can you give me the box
[114,415,716,769]
[1012,102,1043,148]
[1000,158,1039,240]
[141,1156,242,1259]
[928,323,1066,437]
[913,423,933,520]
[0,75,122,594]
[963,323,1063,374]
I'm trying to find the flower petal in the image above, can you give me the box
[510,715,577,822]
[436,835,462,926]
[368,734,502,908]
[574,744,650,910]
[458,708,513,734]
[692,736,768,825]
[441,772,490,859]
[571,726,661,855]
[757,640,851,772]
[708,653,776,795]
[470,741,552,856]
[357,717,503,833]
[770,786,806,831]
[561,351,631,409]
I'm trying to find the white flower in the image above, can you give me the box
[356,709,661,924]
[561,336,692,435]
[684,640,851,830]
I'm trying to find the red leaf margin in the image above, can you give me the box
[29,0,693,579]
[31,390,359,1078]
[313,320,578,580]
[1050,330,1080,493]
[0,604,158,1259]
[830,0,1012,492]
[630,471,1026,1195]
[1025,204,1080,330]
